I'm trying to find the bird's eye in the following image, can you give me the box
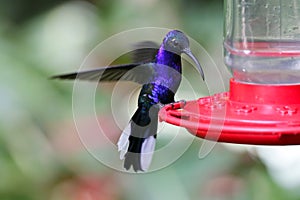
[172,38,179,46]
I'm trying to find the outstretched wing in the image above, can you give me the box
[51,63,156,85]
[51,41,160,84]
[131,41,159,63]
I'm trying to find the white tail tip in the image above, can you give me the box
[140,135,156,171]
[117,122,131,160]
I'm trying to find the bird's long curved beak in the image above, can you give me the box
[183,48,205,81]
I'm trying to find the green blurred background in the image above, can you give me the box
[1,0,300,199]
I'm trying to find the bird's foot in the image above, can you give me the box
[170,100,186,109]
[156,102,165,110]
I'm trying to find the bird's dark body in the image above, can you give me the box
[51,30,204,172]
[124,49,182,171]
[141,49,182,105]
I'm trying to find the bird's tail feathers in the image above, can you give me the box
[140,135,156,171]
[123,134,156,172]
[117,123,131,160]
[117,105,159,172]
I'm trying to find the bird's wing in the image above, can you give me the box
[51,63,156,85]
[131,41,159,63]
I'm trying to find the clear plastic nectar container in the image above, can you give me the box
[224,0,300,84]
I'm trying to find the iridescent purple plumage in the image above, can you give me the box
[124,31,195,171]
[51,30,204,172]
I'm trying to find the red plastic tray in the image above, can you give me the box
[159,79,300,145]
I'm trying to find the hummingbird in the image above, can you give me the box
[51,30,205,172]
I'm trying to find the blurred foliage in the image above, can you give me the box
[1,0,300,199]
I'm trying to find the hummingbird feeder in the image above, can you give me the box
[159,0,300,145]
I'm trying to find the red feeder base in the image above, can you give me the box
[159,79,300,145]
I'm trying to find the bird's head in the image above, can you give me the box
[163,30,190,54]
[163,30,205,80]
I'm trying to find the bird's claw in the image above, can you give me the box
[170,100,186,109]
[154,102,165,110]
